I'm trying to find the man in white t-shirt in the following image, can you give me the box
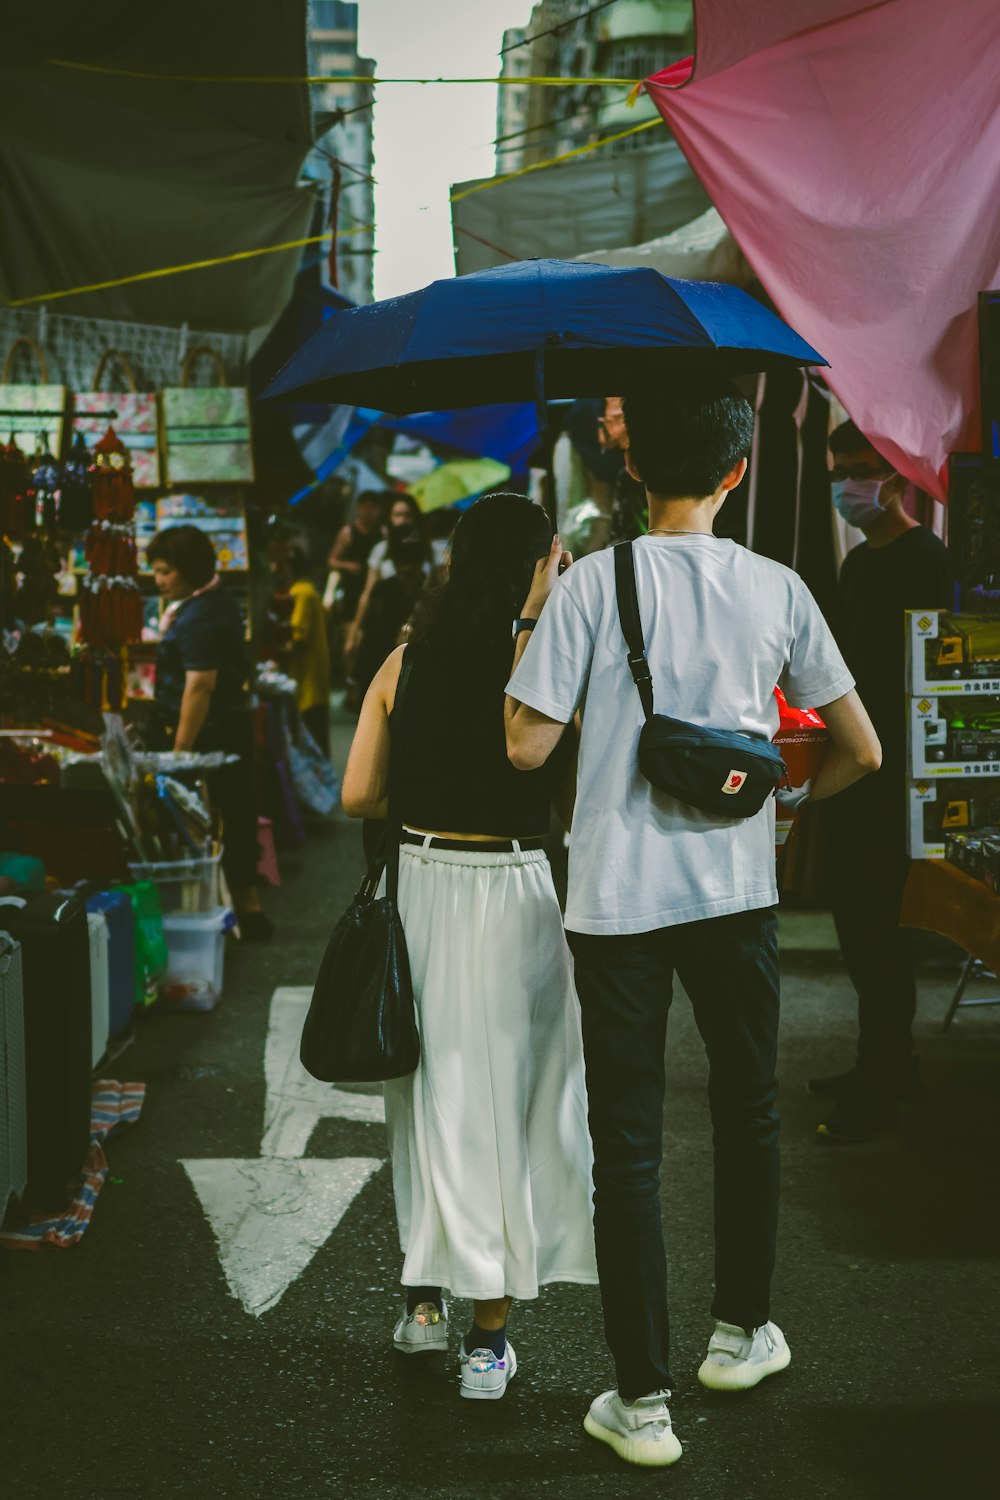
[504,372,881,1470]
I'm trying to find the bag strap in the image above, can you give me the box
[614,541,654,721]
[384,645,414,904]
[2,336,49,385]
[180,345,227,389]
[92,348,138,394]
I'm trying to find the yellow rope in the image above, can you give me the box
[3,100,666,306]
[1,226,372,309]
[450,117,662,203]
[47,59,641,88]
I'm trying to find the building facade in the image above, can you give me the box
[497,0,692,171]
[304,0,376,305]
[495,27,532,174]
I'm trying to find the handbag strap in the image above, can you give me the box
[385,645,415,903]
[614,541,654,721]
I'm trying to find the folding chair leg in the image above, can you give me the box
[942,952,975,1033]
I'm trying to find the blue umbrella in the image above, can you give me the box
[262,258,826,418]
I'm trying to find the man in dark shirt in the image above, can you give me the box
[811,419,949,1142]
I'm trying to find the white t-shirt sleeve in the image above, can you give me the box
[779,577,855,708]
[506,572,595,724]
[368,539,387,570]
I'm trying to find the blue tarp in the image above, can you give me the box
[288,403,539,506]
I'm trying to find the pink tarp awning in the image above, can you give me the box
[645,0,1000,500]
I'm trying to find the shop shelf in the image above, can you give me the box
[908,778,1000,860]
[908,693,1000,778]
[907,610,1000,695]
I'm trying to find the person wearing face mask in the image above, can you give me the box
[811,419,948,1142]
[600,395,648,544]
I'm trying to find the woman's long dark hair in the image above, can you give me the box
[408,493,551,657]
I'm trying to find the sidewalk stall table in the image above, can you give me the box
[901,859,1000,1030]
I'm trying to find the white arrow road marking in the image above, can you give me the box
[182,1157,383,1317]
[261,986,385,1158]
[182,988,393,1316]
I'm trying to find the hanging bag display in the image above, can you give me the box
[161,346,254,484]
[72,349,160,489]
[299,649,418,1083]
[614,540,786,819]
[0,337,66,456]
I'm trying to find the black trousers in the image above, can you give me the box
[148,705,260,896]
[201,711,260,897]
[569,907,780,1401]
[826,774,915,1076]
[302,702,330,757]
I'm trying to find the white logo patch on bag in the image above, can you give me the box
[722,769,748,795]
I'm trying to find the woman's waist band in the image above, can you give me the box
[401,829,546,854]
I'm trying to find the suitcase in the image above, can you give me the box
[0,933,28,1224]
[0,892,92,1206]
[87,912,111,1069]
[86,891,135,1037]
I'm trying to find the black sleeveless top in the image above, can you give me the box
[393,640,563,837]
[339,523,382,613]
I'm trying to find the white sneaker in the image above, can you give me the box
[392,1299,449,1355]
[583,1390,682,1468]
[697,1320,791,1391]
[459,1340,517,1400]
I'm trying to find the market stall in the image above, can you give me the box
[901,607,1000,1030]
[0,325,337,1030]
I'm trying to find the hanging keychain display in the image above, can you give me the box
[76,424,142,710]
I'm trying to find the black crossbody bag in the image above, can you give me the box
[614,541,786,819]
[300,648,419,1083]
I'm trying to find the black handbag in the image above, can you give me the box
[614,541,786,819]
[299,648,419,1083]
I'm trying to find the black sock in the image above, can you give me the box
[405,1285,442,1314]
[464,1322,506,1359]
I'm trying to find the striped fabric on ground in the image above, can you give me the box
[0,1080,145,1251]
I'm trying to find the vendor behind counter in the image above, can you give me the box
[147,524,272,942]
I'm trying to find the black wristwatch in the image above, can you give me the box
[513,617,538,637]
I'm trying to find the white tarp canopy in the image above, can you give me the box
[0,4,317,335]
[574,207,753,285]
[451,139,711,275]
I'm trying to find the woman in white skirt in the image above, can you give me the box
[341,495,598,1401]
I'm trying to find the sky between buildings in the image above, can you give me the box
[357,0,531,298]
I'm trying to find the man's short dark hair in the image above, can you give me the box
[146,524,217,589]
[622,373,754,499]
[356,489,387,512]
[829,418,872,456]
[286,544,309,579]
[828,420,896,473]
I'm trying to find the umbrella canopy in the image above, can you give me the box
[261,259,826,416]
[410,457,512,513]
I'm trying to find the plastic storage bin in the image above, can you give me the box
[159,907,233,1012]
[86,891,135,1037]
[126,849,222,916]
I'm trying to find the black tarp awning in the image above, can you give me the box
[0,3,318,333]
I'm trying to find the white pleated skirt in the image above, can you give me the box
[383,837,599,1301]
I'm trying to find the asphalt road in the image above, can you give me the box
[2,711,997,1499]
